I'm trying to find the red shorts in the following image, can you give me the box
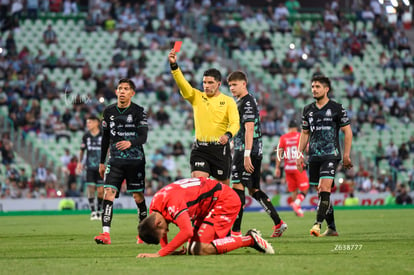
[285,170,309,193]
[191,186,241,244]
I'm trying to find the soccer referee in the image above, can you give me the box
[168,49,239,185]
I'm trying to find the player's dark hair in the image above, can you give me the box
[138,214,160,245]
[311,75,332,93]
[118,78,136,91]
[203,68,222,82]
[288,119,298,128]
[87,115,100,122]
[227,71,248,83]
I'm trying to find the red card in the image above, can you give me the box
[173,41,182,53]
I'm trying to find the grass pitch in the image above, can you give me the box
[1,208,413,275]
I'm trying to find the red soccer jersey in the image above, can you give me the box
[149,177,224,256]
[278,131,301,171]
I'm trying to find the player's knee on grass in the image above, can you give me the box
[188,242,217,255]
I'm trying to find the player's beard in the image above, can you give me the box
[313,94,325,101]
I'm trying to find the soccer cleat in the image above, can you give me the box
[270,221,288,237]
[136,235,144,244]
[246,229,275,254]
[95,232,111,244]
[290,202,304,217]
[90,212,100,221]
[310,224,321,237]
[320,228,339,237]
[231,231,242,238]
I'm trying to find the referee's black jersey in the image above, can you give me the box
[233,93,263,157]
[101,103,148,165]
[301,100,350,162]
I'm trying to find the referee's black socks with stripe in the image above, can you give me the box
[316,192,331,224]
[252,190,282,225]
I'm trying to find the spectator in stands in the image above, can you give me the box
[155,106,170,127]
[274,3,289,21]
[49,0,62,12]
[73,46,86,68]
[361,175,376,193]
[172,140,185,157]
[0,138,14,165]
[162,154,176,173]
[43,24,58,46]
[385,140,399,159]
[267,57,283,76]
[57,50,71,68]
[375,140,386,167]
[54,118,71,143]
[35,162,47,188]
[151,159,171,191]
[45,51,59,70]
[66,181,81,197]
[373,108,388,131]
[398,143,409,160]
[396,184,412,205]
[256,31,273,52]
[407,136,414,153]
[5,164,20,184]
[66,156,78,189]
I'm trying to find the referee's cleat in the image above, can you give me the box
[246,229,275,254]
[310,224,321,237]
[270,220,288,237]
[320,228,339,237]
[95,232,111,244]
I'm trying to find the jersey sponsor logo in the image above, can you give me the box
[110,122,115,128]
[217,169,223,175]
[110,115,115,120]
[220,101,225,105]
[328,162,334,167]
[246,101,251,106]
[341,117,349,123]
[195,161,205,167]
[315,126,331,130]
[331,170,335,175]
[323,118,333,121]
[102,121,107,127]
[309,112,313,117]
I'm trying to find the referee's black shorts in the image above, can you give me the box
[190,140,231,181]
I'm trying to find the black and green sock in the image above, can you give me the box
[232,188,246,232]
[252,190,281,225]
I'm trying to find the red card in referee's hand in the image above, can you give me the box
[173,41,182,53]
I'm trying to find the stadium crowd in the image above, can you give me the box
[0,0,413,204]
